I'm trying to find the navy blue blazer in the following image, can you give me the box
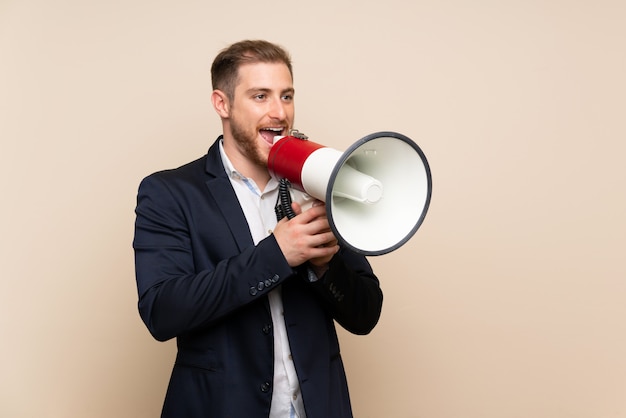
[133,137,383,417]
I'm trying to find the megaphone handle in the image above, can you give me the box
[275,178,296,221]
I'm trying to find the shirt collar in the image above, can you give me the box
[218,138,242,180]
[218,138,279,193]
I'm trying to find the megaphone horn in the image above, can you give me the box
[268,131,432,256]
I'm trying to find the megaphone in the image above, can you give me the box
[268,130,432,256]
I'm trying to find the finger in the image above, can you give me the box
[296,204,327,223]
[291,201,303,216]
[297,217,332,237]
[312,230,338,248]
[310,243,340,262]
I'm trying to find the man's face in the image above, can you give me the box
[227,62,295,168]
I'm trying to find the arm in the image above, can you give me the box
[133,173,293,341]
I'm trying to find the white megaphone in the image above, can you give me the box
[268,130,432,256]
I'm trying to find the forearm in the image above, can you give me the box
[136,236,293,341]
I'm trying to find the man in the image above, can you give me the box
[133,39,383,418]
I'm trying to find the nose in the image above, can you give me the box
[268,98,287,121]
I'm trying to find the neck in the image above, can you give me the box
[222,136,271,191]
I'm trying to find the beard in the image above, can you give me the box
[229,115,267,169]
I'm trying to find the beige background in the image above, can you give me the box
[1,0,625,417]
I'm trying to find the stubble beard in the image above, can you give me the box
[230,116,267,169]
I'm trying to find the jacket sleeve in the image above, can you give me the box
[133,173,294,342]
[308,250,383,335]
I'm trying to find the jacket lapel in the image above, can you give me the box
[203,137,254,252]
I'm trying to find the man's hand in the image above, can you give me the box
[273,201,339,268]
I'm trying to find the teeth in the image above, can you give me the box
[262,127,283,132]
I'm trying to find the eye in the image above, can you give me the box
[281,94,293,101]
[254,94,266,101]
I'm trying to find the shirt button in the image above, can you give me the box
[267,229,273,234]
[293,394,297,400]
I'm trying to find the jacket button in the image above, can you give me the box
[257,282,265,291]
[249,287,258,296]
[264,279,272,288]
[271,274,279,283]
[262,324,272,335]
[260,381,271,392]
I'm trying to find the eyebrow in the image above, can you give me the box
[245,87,295,95]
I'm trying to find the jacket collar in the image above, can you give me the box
[203,136,254,251]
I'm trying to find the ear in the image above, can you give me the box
[211,90,230,118]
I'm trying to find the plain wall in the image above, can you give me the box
[1,0,625,417]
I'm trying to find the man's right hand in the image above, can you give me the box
[272,202,339,267]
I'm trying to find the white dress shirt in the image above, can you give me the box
[219,141,306,418]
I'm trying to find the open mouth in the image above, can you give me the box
[259,127,285,145]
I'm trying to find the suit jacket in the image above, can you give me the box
[133,137,383,418]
